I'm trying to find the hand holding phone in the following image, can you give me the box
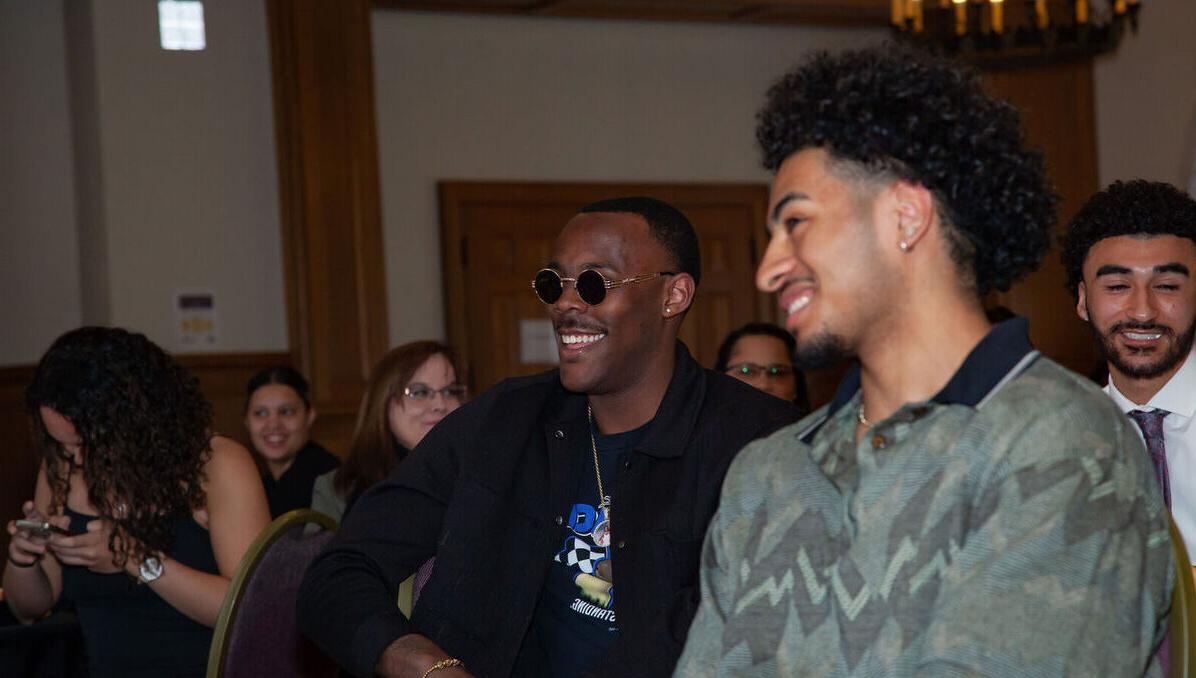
[14,519,71,538]
[7,501,56,569]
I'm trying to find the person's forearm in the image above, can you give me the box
[2,561,56,622]
[127,556,229,627]
[376,634,472,678]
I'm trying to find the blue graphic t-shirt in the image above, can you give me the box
[531,417,649,677]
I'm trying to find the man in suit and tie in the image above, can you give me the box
[1064,179,1196,577]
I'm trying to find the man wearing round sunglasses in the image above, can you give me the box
[300,196,797,678]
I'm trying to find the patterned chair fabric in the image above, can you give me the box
[207,509,339,678]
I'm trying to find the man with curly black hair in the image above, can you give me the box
[1064,179,1196,582]
[675,45,1173,676]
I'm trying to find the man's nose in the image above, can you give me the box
[1127,285,1159,322]
[756,231,795,294]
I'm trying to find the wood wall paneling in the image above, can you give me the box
[984,59,1100,377]
[0,366,37,559]
[266,0,390,451]
[373,0,890,25]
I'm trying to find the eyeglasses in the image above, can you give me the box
[532,268,677,306]
[726,363,794,379]
[402,384,467,402]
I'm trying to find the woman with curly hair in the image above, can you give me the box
[3,327,270,678]
[311,341,465,523]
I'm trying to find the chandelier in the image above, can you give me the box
[892,0,1142,64]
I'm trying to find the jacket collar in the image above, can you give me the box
[804,317,1038,443]
[550,341,704,459]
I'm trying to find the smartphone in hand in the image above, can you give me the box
[14,519,71,538]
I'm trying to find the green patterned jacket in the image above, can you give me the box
[676,321,1173,677]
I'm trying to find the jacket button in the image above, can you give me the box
[617,540,626,549]
[622,460,631,469]
[555,515,563,526]
[871,434,886,450]
[554,429,565,439]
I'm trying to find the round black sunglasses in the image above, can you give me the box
[532,268,676,306]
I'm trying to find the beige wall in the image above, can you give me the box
[0,0,83,365]
[369,11,886,346]
[0,0,287,366]
[4,2,1192,365]
[1094,0,1196,189]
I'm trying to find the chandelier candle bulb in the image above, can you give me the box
[952,0,967,36]
[892,0,903,26]
[1114,0,1126,13]
[990,0,1004,33]
[1075,0,1088,23]
[1034,0,1049,29]
[913,0,924,32]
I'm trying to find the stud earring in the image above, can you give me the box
[899,241,910,252]
[665,307,672,315]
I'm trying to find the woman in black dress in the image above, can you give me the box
[3,327,270,678]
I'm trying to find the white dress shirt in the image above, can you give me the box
[1105,348,1196,563]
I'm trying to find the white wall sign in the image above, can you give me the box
[175,289,219,348]
[519,318,559,365]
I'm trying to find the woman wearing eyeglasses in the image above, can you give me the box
[311,341,466,523]
[714,322,811,416]
[244,367,339,518]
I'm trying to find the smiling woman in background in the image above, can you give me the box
[311,341,465,523]
[244,366,339,518]
[3,327,270,678]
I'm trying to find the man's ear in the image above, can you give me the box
[1076,282,1089,322]
[663,273,696,319]
[889,181,935,252]
[306,406,318,428]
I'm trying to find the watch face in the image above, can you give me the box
[139,556,163,582]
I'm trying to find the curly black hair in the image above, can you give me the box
[1061,179,1196,298]
[756,44,1058,295]
[26,327,213,569]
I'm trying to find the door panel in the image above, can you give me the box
[440,182,771,395]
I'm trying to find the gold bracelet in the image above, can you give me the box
[421,658,464,678]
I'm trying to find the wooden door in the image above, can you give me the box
[439,182,771,395]
[984,59,1101,378]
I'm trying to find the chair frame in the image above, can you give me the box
[206,509,337,678]
[1171,514,1196,677]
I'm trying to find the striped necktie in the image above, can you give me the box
[1128,409,1171,508]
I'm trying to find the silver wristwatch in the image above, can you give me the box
[138,556,164,583]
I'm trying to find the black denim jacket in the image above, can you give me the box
[298,342,798,677]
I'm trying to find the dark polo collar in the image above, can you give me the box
[549,341,704,459]
[804,317,1039,443]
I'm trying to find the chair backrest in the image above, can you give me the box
[207,509,339,678]
[1170,514,1196,678]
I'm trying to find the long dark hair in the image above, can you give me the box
[26,327,212,568]
[334,341,462,498]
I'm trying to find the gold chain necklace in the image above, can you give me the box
[857,402,872,428]
[586,404,612,547]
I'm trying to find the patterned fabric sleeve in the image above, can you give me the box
[673,440,773,678]
[913,424,1173,677]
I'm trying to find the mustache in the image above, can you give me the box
[1107,321,1174,336]
[553,318,607,334]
